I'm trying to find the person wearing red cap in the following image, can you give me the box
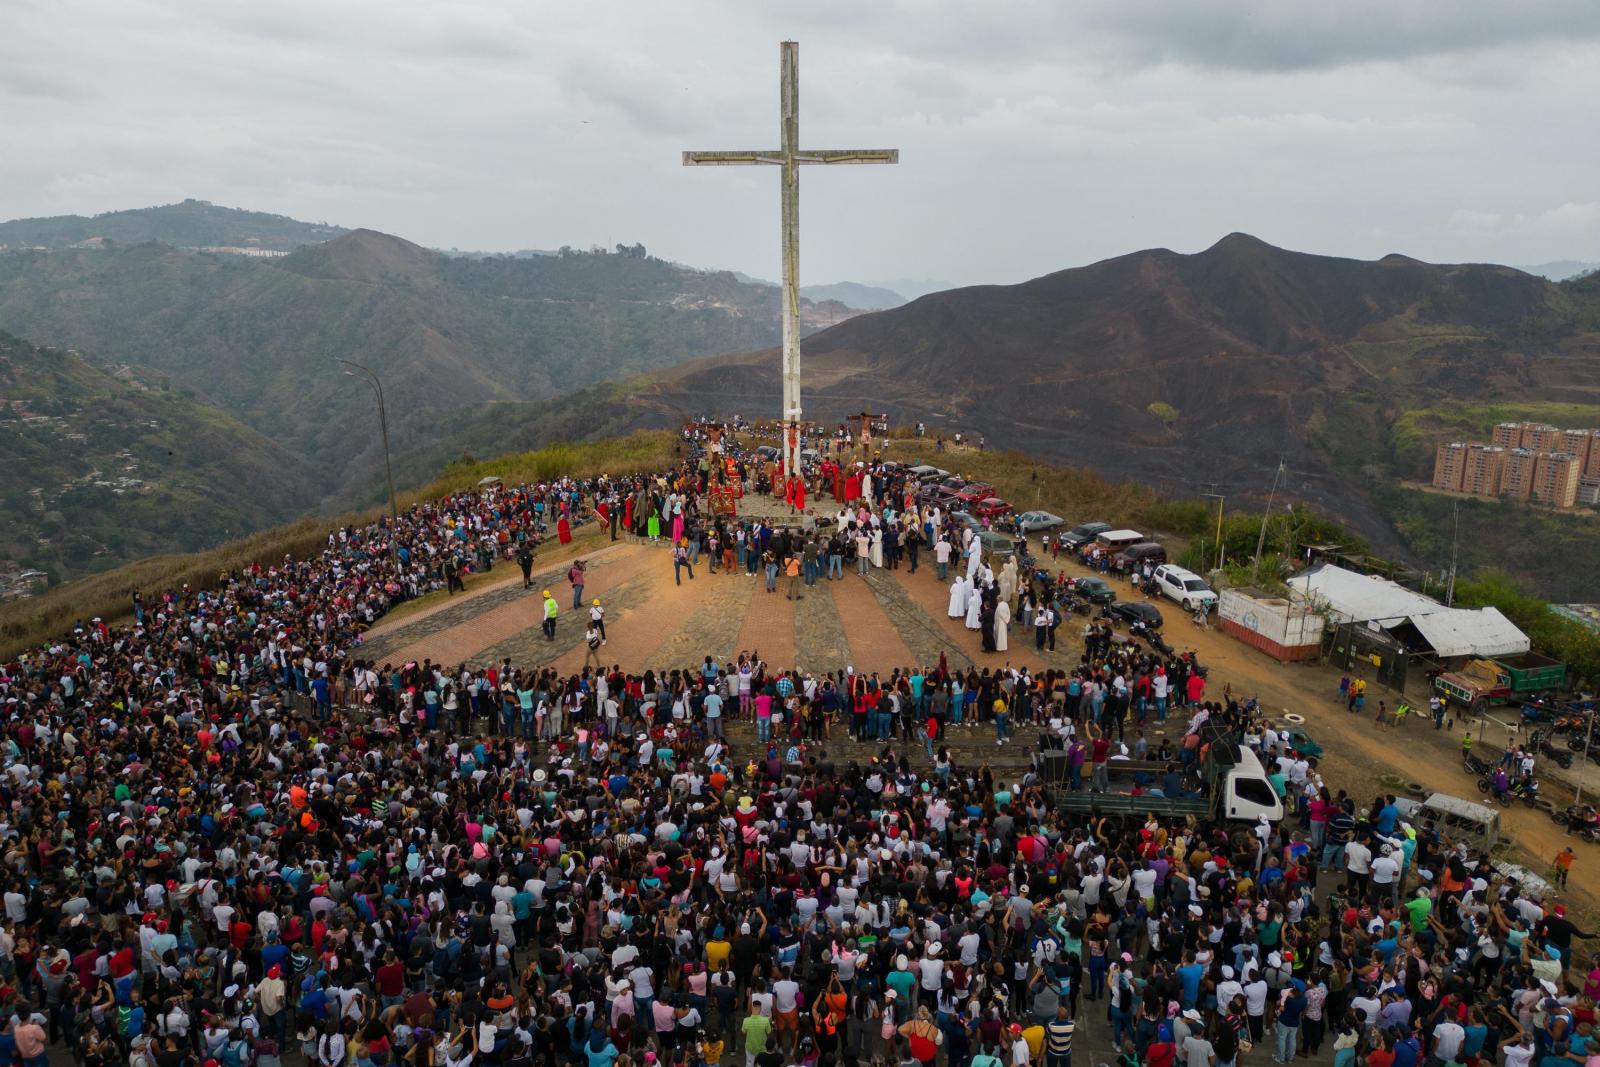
[257,964,288,1046]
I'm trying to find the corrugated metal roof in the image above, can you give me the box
[1422,793,1499,825]
[1406,607,1530,658]
[1286,564,1440,623]
[1287,564,1529,658]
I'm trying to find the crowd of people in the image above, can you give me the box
[0,424,1594,1067]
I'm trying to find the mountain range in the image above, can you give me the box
[0,212,872,578]
[5,201,1600,596]
[0,199,346,252]
[463,234,1600,594]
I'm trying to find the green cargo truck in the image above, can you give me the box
[1434,652,1566,713]
[1048,744,1284,825]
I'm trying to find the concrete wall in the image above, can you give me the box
[1218,588,1323,661]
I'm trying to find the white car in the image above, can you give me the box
[1016,510,1064,532]
[1152,564,1218,612]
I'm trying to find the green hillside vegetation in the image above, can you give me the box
[0,232,794,534]
[1390,401,1600,475]
[0,331,322,581]
[0,431,676,657]
[0,199,345,251]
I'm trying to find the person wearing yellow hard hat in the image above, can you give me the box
[589,598,606,644]
[541,589,558,641]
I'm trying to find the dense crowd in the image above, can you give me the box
[0,427,1595,1067]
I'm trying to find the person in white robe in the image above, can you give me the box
[966,545,982,582]
[999,558,1018,607]
[869,528,884,568]
[948,576,967,618]
[965,588,983,630]
[994,600,1011,652]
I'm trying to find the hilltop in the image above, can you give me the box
[0,199,345,252]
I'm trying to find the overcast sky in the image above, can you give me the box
[5,0,1599,286]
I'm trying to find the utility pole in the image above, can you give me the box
[1253,458,1286,576]
[339,359,400,563]
[1446,499,1460,607]
[1576,708,1595,808]
[1201,492,1225,571]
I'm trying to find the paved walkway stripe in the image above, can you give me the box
[829,569,916,669]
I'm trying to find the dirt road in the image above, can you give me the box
[1024,549,1595,913]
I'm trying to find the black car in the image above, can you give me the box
[1107,601,1165,628]
[1072,576,1117,604]
[1058,521,1112,551]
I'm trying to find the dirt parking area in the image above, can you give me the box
[1035,548,1597,916]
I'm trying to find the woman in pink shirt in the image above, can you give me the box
[755,692,774,743]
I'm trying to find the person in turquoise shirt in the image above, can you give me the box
[887,959,917,1001]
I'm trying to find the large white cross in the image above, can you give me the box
[684,40,898,479]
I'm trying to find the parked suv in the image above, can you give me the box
[1057,522,1111,551]
[1152,564,1218,612]
[1113,541,1167,570]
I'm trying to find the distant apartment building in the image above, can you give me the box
[1463,444,1506,496]
[1432,442,1468,490]
[1491,422,1524,448]
[1501,448,1539,501]
[1533,451,1582,508]
[1562,428,1597,467]
[1522,423,1564,451]
[1433,423,1599,508]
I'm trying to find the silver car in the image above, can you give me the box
[1016,510,1064,532]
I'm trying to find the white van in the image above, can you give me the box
[1152,564,1218,613]
[1215,745,1285,823]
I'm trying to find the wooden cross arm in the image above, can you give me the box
[682,149,899,166]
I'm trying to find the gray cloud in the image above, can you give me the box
[1,0,1597,285]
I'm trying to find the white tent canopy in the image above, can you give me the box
[1287,564,1529,658]
[1287,564,1439,624]
[1405,607,1529,658]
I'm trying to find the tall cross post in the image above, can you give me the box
[684,41,898,479]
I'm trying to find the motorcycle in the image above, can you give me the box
[1130,621,1175,656]
[1463,752,1494,776]
[1529,729,1574,769]
[1511,777,1541,806]
[1059,594,1091,617]
[1555,805,1600,842]
[1477,774,1514,807]
[1182,650,1210,680]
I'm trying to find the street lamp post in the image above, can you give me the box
[338,359,400,563]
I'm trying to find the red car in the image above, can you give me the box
[972,497,1013,520]
[954,482,996,507]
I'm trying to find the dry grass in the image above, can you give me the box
[0,432,678,659]
[880,439,1169,531]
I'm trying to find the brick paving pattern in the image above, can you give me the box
[828,567,917,668]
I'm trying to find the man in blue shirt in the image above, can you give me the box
[1276,986,1305,1062]
[1177,955,1207,1009]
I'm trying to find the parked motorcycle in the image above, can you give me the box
[1555,805,1600,842]
[1530,729,1574,769]
[1130,621,1175,656]
[1463,752,1494,776]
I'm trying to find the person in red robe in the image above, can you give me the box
[831,461,845,502]
[794,478,806,513]
[845,470,862,504]
[557,516,572,544]
[624,495,635,532]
